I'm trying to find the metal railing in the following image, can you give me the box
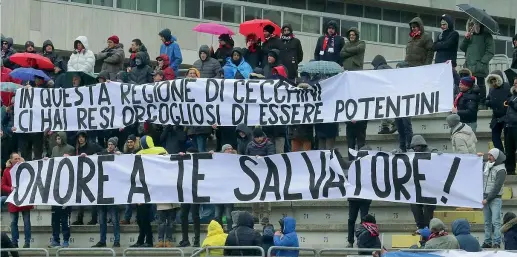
[191,246,265,257]
[0,248,49,257]
[55,247,116,257]
[268,246,317,257]
[123,247,185,257]
[318,247,382,256]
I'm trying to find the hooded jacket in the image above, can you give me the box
[433,15,459,67]
[223,48,253,79]
[51,132,75,157]
[507,86,517,127]
[405,17,434,67]
[128,51,153,84]
[156,54,175,80]
[1,165,34,213]
[97,43,125,81]
[129,43,150,68]
[41,40,61,67]
[1,232,19,257]
[236,124,252,155]
[450,123,477,154]
[75,131,102,155]
[274,217,299,257]
[246,137,275,156]
[460,19,495,78]
[1,37,17,69]
[355,222,381,254]
[502,215,517,250]
[455,88,478,123]
[486,70,512,124]
[263,49,286,79]
[159,29,182,73]
[314,20,345,63]
[452,219,481,252]
[424,218,460,250]
[371,55,392,70]
[409,135,440,153]
[483,148,506,202]
[279,24,303,80]
[68,36,95,73]
[262,224,275,256]
[137,135,167,155]
[193,45,221,78]
[201,220,228,256]
[340,27,366,71]
[261,35,282,69]
[224,211,262,256]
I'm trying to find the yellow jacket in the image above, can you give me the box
[137,135,168,155]
[201,220,228,256]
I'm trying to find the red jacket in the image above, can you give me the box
[1,66,21,106]
[1,166,33,213]
[157,54,175,80]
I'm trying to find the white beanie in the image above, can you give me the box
[488,148,500,160]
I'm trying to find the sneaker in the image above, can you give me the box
[92,242,107,248]
[120,220,130,225]
[72,220,83,225]
[87,220,97,225]
[155,240,164,248]
[493,244,500,249]
[378,127,390,134]
[112,242,120,248]
[48,241,61,249]
[178,240,191,247]
[481,242,492,248]
[23,243,30,248]
[130,243,143,248]
[62,241,69,248]
[141,243,153,248]
[164,241,173,248]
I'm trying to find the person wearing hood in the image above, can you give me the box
[128,51,154,84]
[160,125,185,155]
[274,217,299,257]
[505,77,517,175]
[314,20,344,63]
[512,34,517,69]
[451,218,481,252]
[223,48,252,79]
[158,28,182,73]
[261,25,282,68]
[224,211,262,256]
[405,17,434,67]
[24,41,36,54]
[263,49,286,79]
[502,212,517,250]
[433,14,459,67]
[193,45,221,78]
[481,148,507,248]
[486,70,512,152]
[51,132,75,158]
[40,40,62,74]
[452,76,479,132]
[212,34,234,67]
[236,124,252,155]
[460,19,495,109]
[1,36,16,69]
[155,54,175,80]
[424,218,460,249]
[1,232,19,257]
[355,214,381,255]
[52,60,67,88]
[201,220,228,256]
[371,55,397,135]
[129,39,149,69]
[340,27,365,71]
[242,33,262,69]
[279,24,303,80]
[261,224,275,256]
[246,127,275,157]
[96,35,125,81]
[446,114,477,154]
[68,36,95,73]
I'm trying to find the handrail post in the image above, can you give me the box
[0,248,49,257]
[122,247,185,257]
[56,248,116,257]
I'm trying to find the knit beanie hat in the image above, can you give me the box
[108,35,119,44]
[253,127,264,138]
[127,134,137,142]
[108,137,118,146]
[488,148,500,160]
[446,114,461,128]
[460,76,475,87]
[221,144,233,153]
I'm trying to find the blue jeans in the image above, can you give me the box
[10,211,31,245]
[483,197,502,245]
[99,206,120,244]
[214,204,234,231]
[192,135,207,152]
[158,209,177,241]
[51,206,71,243]
[395,117,413,152]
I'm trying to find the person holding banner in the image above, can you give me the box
[178,147,201,247]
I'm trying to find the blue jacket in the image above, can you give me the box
[274,217,299,257]
[451,219,481,252]
[502,217,517,250]
[223,57,253,79]
[159,29,182,73]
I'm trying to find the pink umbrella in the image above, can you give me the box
[193,23,234,36]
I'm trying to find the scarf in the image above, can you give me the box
[453,92,463,108]
[164,41,172,46]
[428,230,448,240]
[131,52,136,60]
[248,43,257,53]
[410,30,422,38]
[219,43,232,49]
[484,161,495,176]
[281,34,294,41]
[321,34,335,52]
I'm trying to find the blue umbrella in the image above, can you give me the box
[9,67,51,82]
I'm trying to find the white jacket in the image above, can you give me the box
[68,36,95,73]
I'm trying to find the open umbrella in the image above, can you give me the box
[9,53,54,70]
[0,82,22,92]
[10,67,51,82]
[298,61,344,75]
[239,19,281,42]
[505,68,517,85]
[457,4,499,34]
[193,23,234,36]
[64,71,98,88]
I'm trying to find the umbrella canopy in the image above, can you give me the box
[239,19,281,42]
[10,67,51,82]
[298,61,344,75]
[505,68,517,85]
[9,52,54,70]
[64,71,98,88]
[193,23,234,36]
[0,82,22,92]
[457,4,499,34]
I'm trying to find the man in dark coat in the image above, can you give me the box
[314,20,344,64]
[128,51,153,84]
[52,60,67,88]
[41,40,62,69]
[405,17,434,67]
[224,211,262,256]
[261,25,282,68]
[242,33,262,69]
[486,70,512,152]
[433,14,459,67]
[1,36,17,69]
[160,125,185,155]
[236,123,252,155]
[502,212,517,250]
[1,232,19,257]
[245,127,275,157]
[451,219,481,252]
[279,24,303,80]
[505,77,517,175]
[452,76,479,132]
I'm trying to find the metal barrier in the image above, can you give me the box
[267,246,317,257]
[56,248,116,257]
[123,247,184,257]
[318,247,382,256]
[0,248,49,257]
[191,246,265,257]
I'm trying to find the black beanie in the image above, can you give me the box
[253,127,264,138]
[127,134,137,142]
[263,24,275,34]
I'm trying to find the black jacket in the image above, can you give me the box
[279,25,303,79]
[512,35,517,69]
[213,45,233,67]
[160,125,186,154]
[314,20,345,64]
[1,37,17,69]
[506,87,517,128]
[356,223,382,255]
[128,51,153,84]
[128,44,150,68]
[371,55,392,70]
[236,124,252,155]
[486,71,512,126]
[41,40,61,65]
[1,232,19,257]
[261,36,282,68]
[224,211,262,256]
[242,44,262,70]
[456,90,478,123]
[433,14,459,67]
[75,131,102,155]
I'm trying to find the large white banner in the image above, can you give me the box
[385,250,517,257]
[7,150,482,208]
[14,63,453,132]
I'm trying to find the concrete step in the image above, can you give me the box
[433,211,484,224]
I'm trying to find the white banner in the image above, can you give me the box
[14,63,453,132]
[7,150,482,208]
[385,250,517,257]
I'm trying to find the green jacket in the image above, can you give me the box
[404,17,434,67]
[459,24,494,78]
[340,27,365,71]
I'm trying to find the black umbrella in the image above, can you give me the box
[64,71,98,88]
[505,68,517,85]
[457,4,499,34]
